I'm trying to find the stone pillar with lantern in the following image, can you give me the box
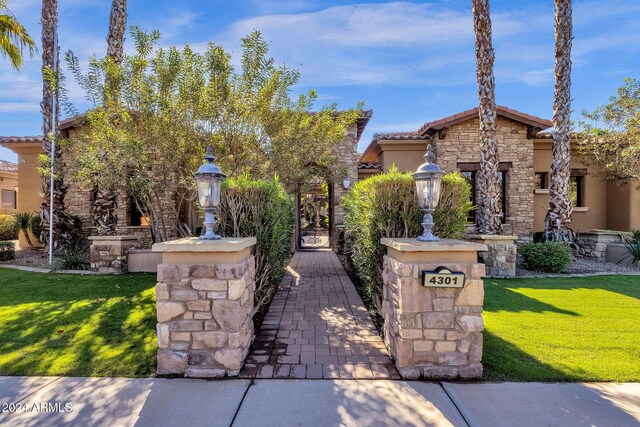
[380,144,488,380]
[152,147,256,378]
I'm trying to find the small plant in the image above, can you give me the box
[29,215,43,242]
[12,212,35,250]
[620,235,640,269]
[519,242,573,273]
[0,241,15,261]
[0,214,18,241]
[54,246,90,271]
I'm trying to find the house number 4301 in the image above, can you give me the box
[422,267,465,288]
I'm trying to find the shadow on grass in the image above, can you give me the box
[484,283,579,316]
[488,275,640,300]
[482,329,586,381]
[0,269,157,377]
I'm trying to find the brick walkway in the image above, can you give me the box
[239,251,398,379]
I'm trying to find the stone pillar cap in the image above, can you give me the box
[88,235,140,241]
[467,234,518,241]
[381,237,488,252]
[152,237,257,253]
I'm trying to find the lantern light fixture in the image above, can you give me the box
[194,146,226,240]
[343,178,351,189]
[413,144,444,241]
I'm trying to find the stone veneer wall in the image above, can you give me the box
[468,235,517,277]
[154,238,256,378]
[89,236,140,273]
[381,239,486,380]
[436,116,535,237]
[331,123,360,250]
[576,231,624,260]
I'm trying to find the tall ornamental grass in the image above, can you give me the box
[343,169,472,311]
[217,176,294,322]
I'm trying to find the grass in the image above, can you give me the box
[483,275,640,382]
[0,268,157,377]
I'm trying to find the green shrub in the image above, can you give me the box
[54,246,90,271]
[519,242,573,273]
[0,241,15,261]
[218,176,294,321]
[0,215,18,241]
[29,215,43,243]
[343,169,473,310]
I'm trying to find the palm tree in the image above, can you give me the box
[472,0,502,235]
[40,0,74,249]
[0,0,36,69]
[13,212,35,250]
[89,0,128,236]
[106,0,127,64]
[545,0,574,242]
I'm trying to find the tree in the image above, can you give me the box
[472,0,502,235]
[0,0,36,69]
[40,0,75,249]
[544,0,574,243]
[90,0,128,236]
[12,212,35,250]
[64,28,360,242]
[578,78,640,184]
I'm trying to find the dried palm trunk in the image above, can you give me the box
[545,0,574,242]
[90,0,128,236]
[472,0,502,235]
[106,0,127,64]
[40,0,74,248]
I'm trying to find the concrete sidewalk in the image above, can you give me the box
[0,377,638,427]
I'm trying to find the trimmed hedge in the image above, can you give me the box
[0,215,18,241]
[218,176,294,322]
[519,242,573,273]
[343,169,473,310]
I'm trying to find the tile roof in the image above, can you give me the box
[0,136,42,144]
[0,160,18,173]
[418,105,552,135]
[371,131,428,143]
[357,162,382,170]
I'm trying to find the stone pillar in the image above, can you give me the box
[152,237,256,378]
[468,235,517,277]
[381,238,488,380]
[89,235,140,273]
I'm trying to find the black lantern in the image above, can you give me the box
[194,146,226,240]
[413,144,443,241]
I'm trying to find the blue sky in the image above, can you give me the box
[1,0,639,162]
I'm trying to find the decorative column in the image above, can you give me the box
[381,238,488,380]
[152,237,256,378]
[467,234,517,277]
[89,235,140,273]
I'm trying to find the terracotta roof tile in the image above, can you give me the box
[371,131,428,142]
[357,162,382,170]
[418,105,552,135]
[0,160,18,173]
[0,136,42,144]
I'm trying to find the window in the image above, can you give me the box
[458,163,508,224]
[534,172,548,190]
[1,190,16,209]
[570,175,584,207]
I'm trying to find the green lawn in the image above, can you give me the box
[483,275,640,382]
[0,268,157,377]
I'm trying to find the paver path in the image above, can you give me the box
[239,251,398,379]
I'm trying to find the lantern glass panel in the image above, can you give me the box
[416,176,442,210]
[196,175,222,209]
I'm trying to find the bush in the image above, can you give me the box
[54,246,90,271]
[218,176,294,322]
[0,241,15,261]
[0,215,18,241]
[519,242,573,273]
[343,169,473,311]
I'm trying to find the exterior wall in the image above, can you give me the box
[0,170,18,215]
[533,141,608,233]
[10,146,43,248]
[379,141,429,173]
[436,116,534,237]
[606,182,640,232]
[331,123,359,250]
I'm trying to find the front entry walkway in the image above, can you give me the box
[239,251,398,379]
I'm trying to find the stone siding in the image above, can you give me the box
[331,123,359,250]
[468,235,517,277]
[89,236,140,273]
[435,116,535,237]
[156,255,256,378]
[381,243,486,380]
